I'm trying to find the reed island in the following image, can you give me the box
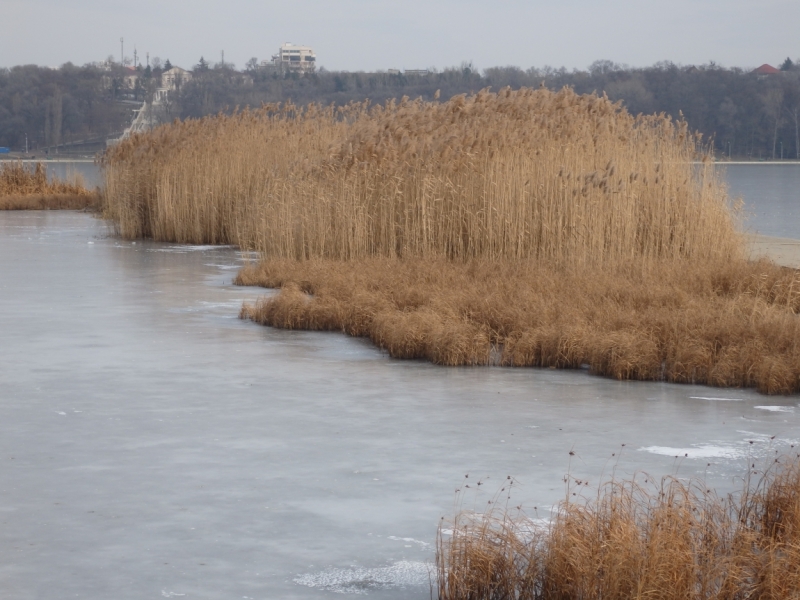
[102,86,800,394]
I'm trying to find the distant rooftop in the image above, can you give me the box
[753,63,780,75]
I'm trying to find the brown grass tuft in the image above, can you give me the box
[437,457,800,599]
[0,162,98,210]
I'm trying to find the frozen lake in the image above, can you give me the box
[1,211,799,599]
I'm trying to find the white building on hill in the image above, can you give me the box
[161,67,192,91]
[263,43,316,74]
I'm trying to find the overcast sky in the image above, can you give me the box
[2,0,798,72]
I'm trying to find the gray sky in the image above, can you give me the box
[3,0,798,72]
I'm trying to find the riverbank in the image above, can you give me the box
[748,234,800,269]
[0,193,100,210]
[0,157,96,163]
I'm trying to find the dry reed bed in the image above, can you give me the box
[0,162,98,210]
[102,87,741,267]
[237,257,800,394]
[437,457,800,599]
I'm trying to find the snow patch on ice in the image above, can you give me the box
[639,445,742,459]
[690,396,744,401]
[294,560,432,595]
[149,245,235,253]
[754,406,795,413]
[387,536,430,548]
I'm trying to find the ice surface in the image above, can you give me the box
[0,211,798,600]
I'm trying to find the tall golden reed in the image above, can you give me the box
[102,87,742,269]
[437,457,800,599]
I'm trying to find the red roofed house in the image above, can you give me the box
[753,64,780,75]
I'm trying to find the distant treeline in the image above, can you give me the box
[0,63,140,152]
[2,58,800,158]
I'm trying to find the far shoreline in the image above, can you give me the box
[0,157,96,163]
[716,160,800,165]
[747,233,800,268]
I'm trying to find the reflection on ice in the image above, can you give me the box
[755,405,796,413]
[294,560,432,595]
[690,396,744,401]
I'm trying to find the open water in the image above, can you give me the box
[723,163,800,239]
[0,164,799,599]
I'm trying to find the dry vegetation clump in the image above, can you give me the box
[437,457,800,600]
[237,257,800,394]
[0,162,98,210]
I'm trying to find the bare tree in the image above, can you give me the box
[781,75,800,159]
[763,85,784,159]
[52,89,63,148]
